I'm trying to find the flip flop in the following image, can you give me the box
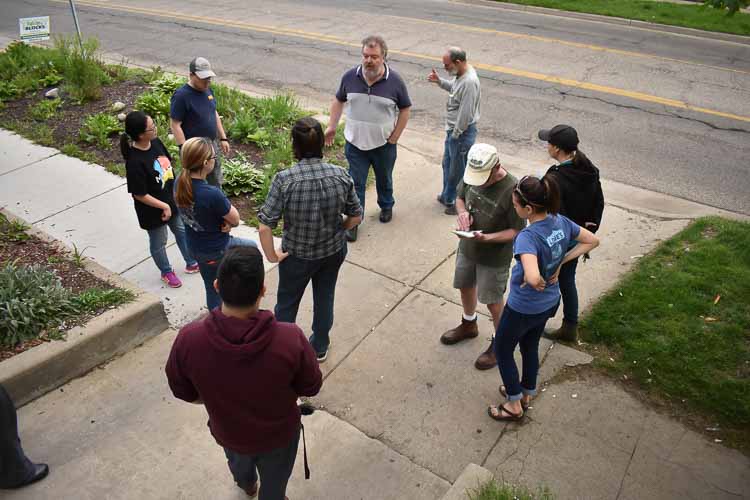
[487,403,524,422]
[498,385,530,411]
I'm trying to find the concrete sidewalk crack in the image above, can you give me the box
[0,152,60,178]
[615,426,644,500]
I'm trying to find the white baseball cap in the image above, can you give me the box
[189,57,216,79]
[463,143,499,186]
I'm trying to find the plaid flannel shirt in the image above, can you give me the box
[257,158,362,260]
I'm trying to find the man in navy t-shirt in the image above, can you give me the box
[170,57,231,187]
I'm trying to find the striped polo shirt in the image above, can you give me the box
[335,64,412,151]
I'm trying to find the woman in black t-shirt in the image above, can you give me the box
[120,111,199,288]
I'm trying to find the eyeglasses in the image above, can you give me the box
[145,127,156,133]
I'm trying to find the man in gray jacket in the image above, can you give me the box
[428,47,481,215]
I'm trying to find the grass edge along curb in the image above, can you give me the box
[579,216,750,450]
[468,478,554,500]
[492,0,750,37]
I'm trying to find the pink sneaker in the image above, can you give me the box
[184,263,200,274]
[161,271,182,288]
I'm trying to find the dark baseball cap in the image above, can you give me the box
[538,124,579,151]
[189,57,216,79]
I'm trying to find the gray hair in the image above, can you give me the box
[447,46,467,63]
[361,35,388,59]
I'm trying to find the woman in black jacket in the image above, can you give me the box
[537,125,604,342]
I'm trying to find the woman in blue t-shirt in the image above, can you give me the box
[174,137,257,311]
[488,175,599,422]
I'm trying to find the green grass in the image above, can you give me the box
[494,0,750,36]
[580,217,750,439]
[469,479,554,500]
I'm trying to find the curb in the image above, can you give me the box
[440,463,495,500]
[0,209,170,407]
[457,0,750,46]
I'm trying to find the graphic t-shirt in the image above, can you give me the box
[125,138,175,230]
[170,84,218,140]
[456,173,526,267]
[507,214,581,314]
[178,179,231,255]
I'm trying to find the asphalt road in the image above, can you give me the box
[3,0,750,214]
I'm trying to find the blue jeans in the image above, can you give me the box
[146,215,196,275]
[274,247,347,355]
[494,303,558,401]
[192,236,258,311]
[345,141,397,211]
[558,258,579,324]
[0,385,35,488]
[440,124,477,206]
[223,427,300,500]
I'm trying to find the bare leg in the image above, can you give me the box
[460,287,478,316]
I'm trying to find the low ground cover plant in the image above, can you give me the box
[469,479,554,500]
[580,216,750,448]
[0,214,134,351]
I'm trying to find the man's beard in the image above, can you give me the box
[364,66,381,80]
[447,68,458,77]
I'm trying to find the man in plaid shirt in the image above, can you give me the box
[258,117,362,362]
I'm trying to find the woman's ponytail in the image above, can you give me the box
[119,133,131,160]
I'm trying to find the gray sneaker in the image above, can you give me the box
[444,204,457,215]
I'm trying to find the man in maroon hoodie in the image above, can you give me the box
[166,246,322,499]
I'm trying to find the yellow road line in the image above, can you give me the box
[381,12,750,76]
[51,0,750,124]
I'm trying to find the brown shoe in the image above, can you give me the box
[440,317,479,345]
[474,339,497,370]
[542,320,578,342]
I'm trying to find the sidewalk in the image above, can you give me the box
[1,127,748,499]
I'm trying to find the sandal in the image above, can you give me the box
[498,385,530,411]
[487,403,524,422]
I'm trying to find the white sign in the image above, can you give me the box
[19,16,50,43]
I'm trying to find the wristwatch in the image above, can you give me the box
[220,138,229,142]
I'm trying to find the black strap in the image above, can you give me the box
[301,423,310,480]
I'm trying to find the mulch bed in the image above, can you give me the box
[0,79,150,167]
[0,229,119,362]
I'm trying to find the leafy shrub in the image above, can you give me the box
[227,109,259,142]
[0,42,64,101]
[254,164,279,206]
[80,112,123,148]
[151,74,186,95]
[55,36,110,103]
[0,263,79,348]
[30,98,62,121]
[256,93,303,129]
[704,0,749,15]
[135,89,171,121]
[222,153,265,197]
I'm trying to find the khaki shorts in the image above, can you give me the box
[452,249,510,305]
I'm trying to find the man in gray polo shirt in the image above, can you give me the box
[429,47,481,216]
[325,35,412,242]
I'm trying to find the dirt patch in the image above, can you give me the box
[701,225,719,239]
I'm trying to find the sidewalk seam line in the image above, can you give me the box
[32,182,127,225]
[0,152,60,178]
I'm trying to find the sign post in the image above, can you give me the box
[19,16,50,43]
[68,0,84,50]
